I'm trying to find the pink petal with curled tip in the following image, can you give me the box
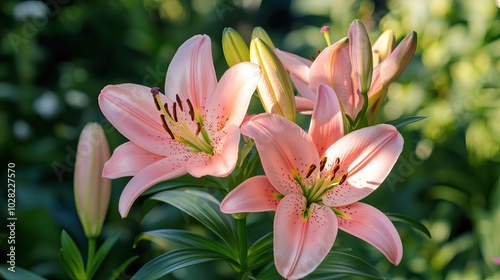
[118,154,189,217]
[164,35,217,110]
[241,114,319,195]
[220,176,281,213]
[274,194,338,279]
[103,142,166,179]
[275,48,312,88]
[336,202,403,264]
[322,124,403,206]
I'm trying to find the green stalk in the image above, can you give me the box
[86,238,96,279]
[236,217,248,279]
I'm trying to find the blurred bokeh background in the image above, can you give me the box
[1,0,499,279]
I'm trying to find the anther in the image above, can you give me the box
[163,103,172,119]
[175,94,183,111]
[335,157,340,165]
[195,122,202,136]
[160,114,175,139]
[172,102,178,122]
[150,87,160,95]
[329,164,340,181]
[186,99,195,121]
[151,87,161,111]
[310,55,316,62]
[339,172,348,185]
[317,49,321,55]
[319,157,327,171]
[305,164,317,179]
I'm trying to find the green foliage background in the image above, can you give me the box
[0,0,499,279]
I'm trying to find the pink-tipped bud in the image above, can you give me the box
[74,123,111,238]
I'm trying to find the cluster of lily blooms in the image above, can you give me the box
[77,20,417,279]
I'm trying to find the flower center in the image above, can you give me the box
[150,87,213,155]
[300,156,349,204]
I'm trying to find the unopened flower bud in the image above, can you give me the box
[372,29,395,67]
[250,37,296,121]
[222,27,250,67]
[348,19,373,95]
[252,26,275,49]
[74,123,111,238]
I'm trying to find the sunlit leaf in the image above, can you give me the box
[150,189,237,250]
[386,212,431,238]
[385,116,426,128]
[135,229,237,262]
[130,248,225,280]
[305,251,385,279]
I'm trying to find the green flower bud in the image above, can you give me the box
[222,27,250,67]
[252,26,275,49]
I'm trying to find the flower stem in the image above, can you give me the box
[236,217,248,279]
[86,237,96,279]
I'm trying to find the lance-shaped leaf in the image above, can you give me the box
[349,19,373,95]
[222,27,250,67]
[250,37,296,121]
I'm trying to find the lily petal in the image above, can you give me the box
[290,73,316,101]
[336,202,403,265]
[295,96,315,113]
[275,48,312,90]
[164,35,217,110]
[187,124,240,178]
[103,142,163,178]
[118,154,189,217]
[274,194,338,279]
[309,84,344,155]
[220,176,281,213]
[310,38,362,117]
[241,114,318,195]
[323,124,403,206]
[205,62,261,132]
[99,84,191,156]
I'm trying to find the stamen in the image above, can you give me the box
[335,157,340,165]
[151,87,162,111]
[195,122,202,136]
[186,99,195,121]
[329,164,340,181]
[320,25,332,46]
[319,157,327,171]
[150,87,160,95]
[163,103,172,119]
[305,164,317,178]
[175,94,183,111]
[160,114,175,139]
[339,172,348,185]
[172,102,178,122]
[317,49,321,55]
[310,55,316,62]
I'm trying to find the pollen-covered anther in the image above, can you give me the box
[310,55,316,62]
[339,172,348,185]
[305,163,317,178]
[186,99,195,121]
[195,122,202,136]
[172,102,178,122]
[319,157,327,171]
[160,114,175,139]
[175,94,183,111]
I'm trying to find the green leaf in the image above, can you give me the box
[0,265,47,280]
[305,251,384,279]
[59,230,86,280]
[150,189,237,250]
[384,116,427,128]
[247,232,274,270]
[87,231,122,279]
[135,229,238,262]
[107,256,138,280]
[254,262,283,280]
[386,212,432,238]
[131,248,225,280]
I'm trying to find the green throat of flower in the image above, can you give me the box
[151,87,214,155]
[294,156,349,205]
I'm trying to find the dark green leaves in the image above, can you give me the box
[387,212,432,238]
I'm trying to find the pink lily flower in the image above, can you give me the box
[221,85,403,279]
[275,22,416,118]
[99,35,261,217]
